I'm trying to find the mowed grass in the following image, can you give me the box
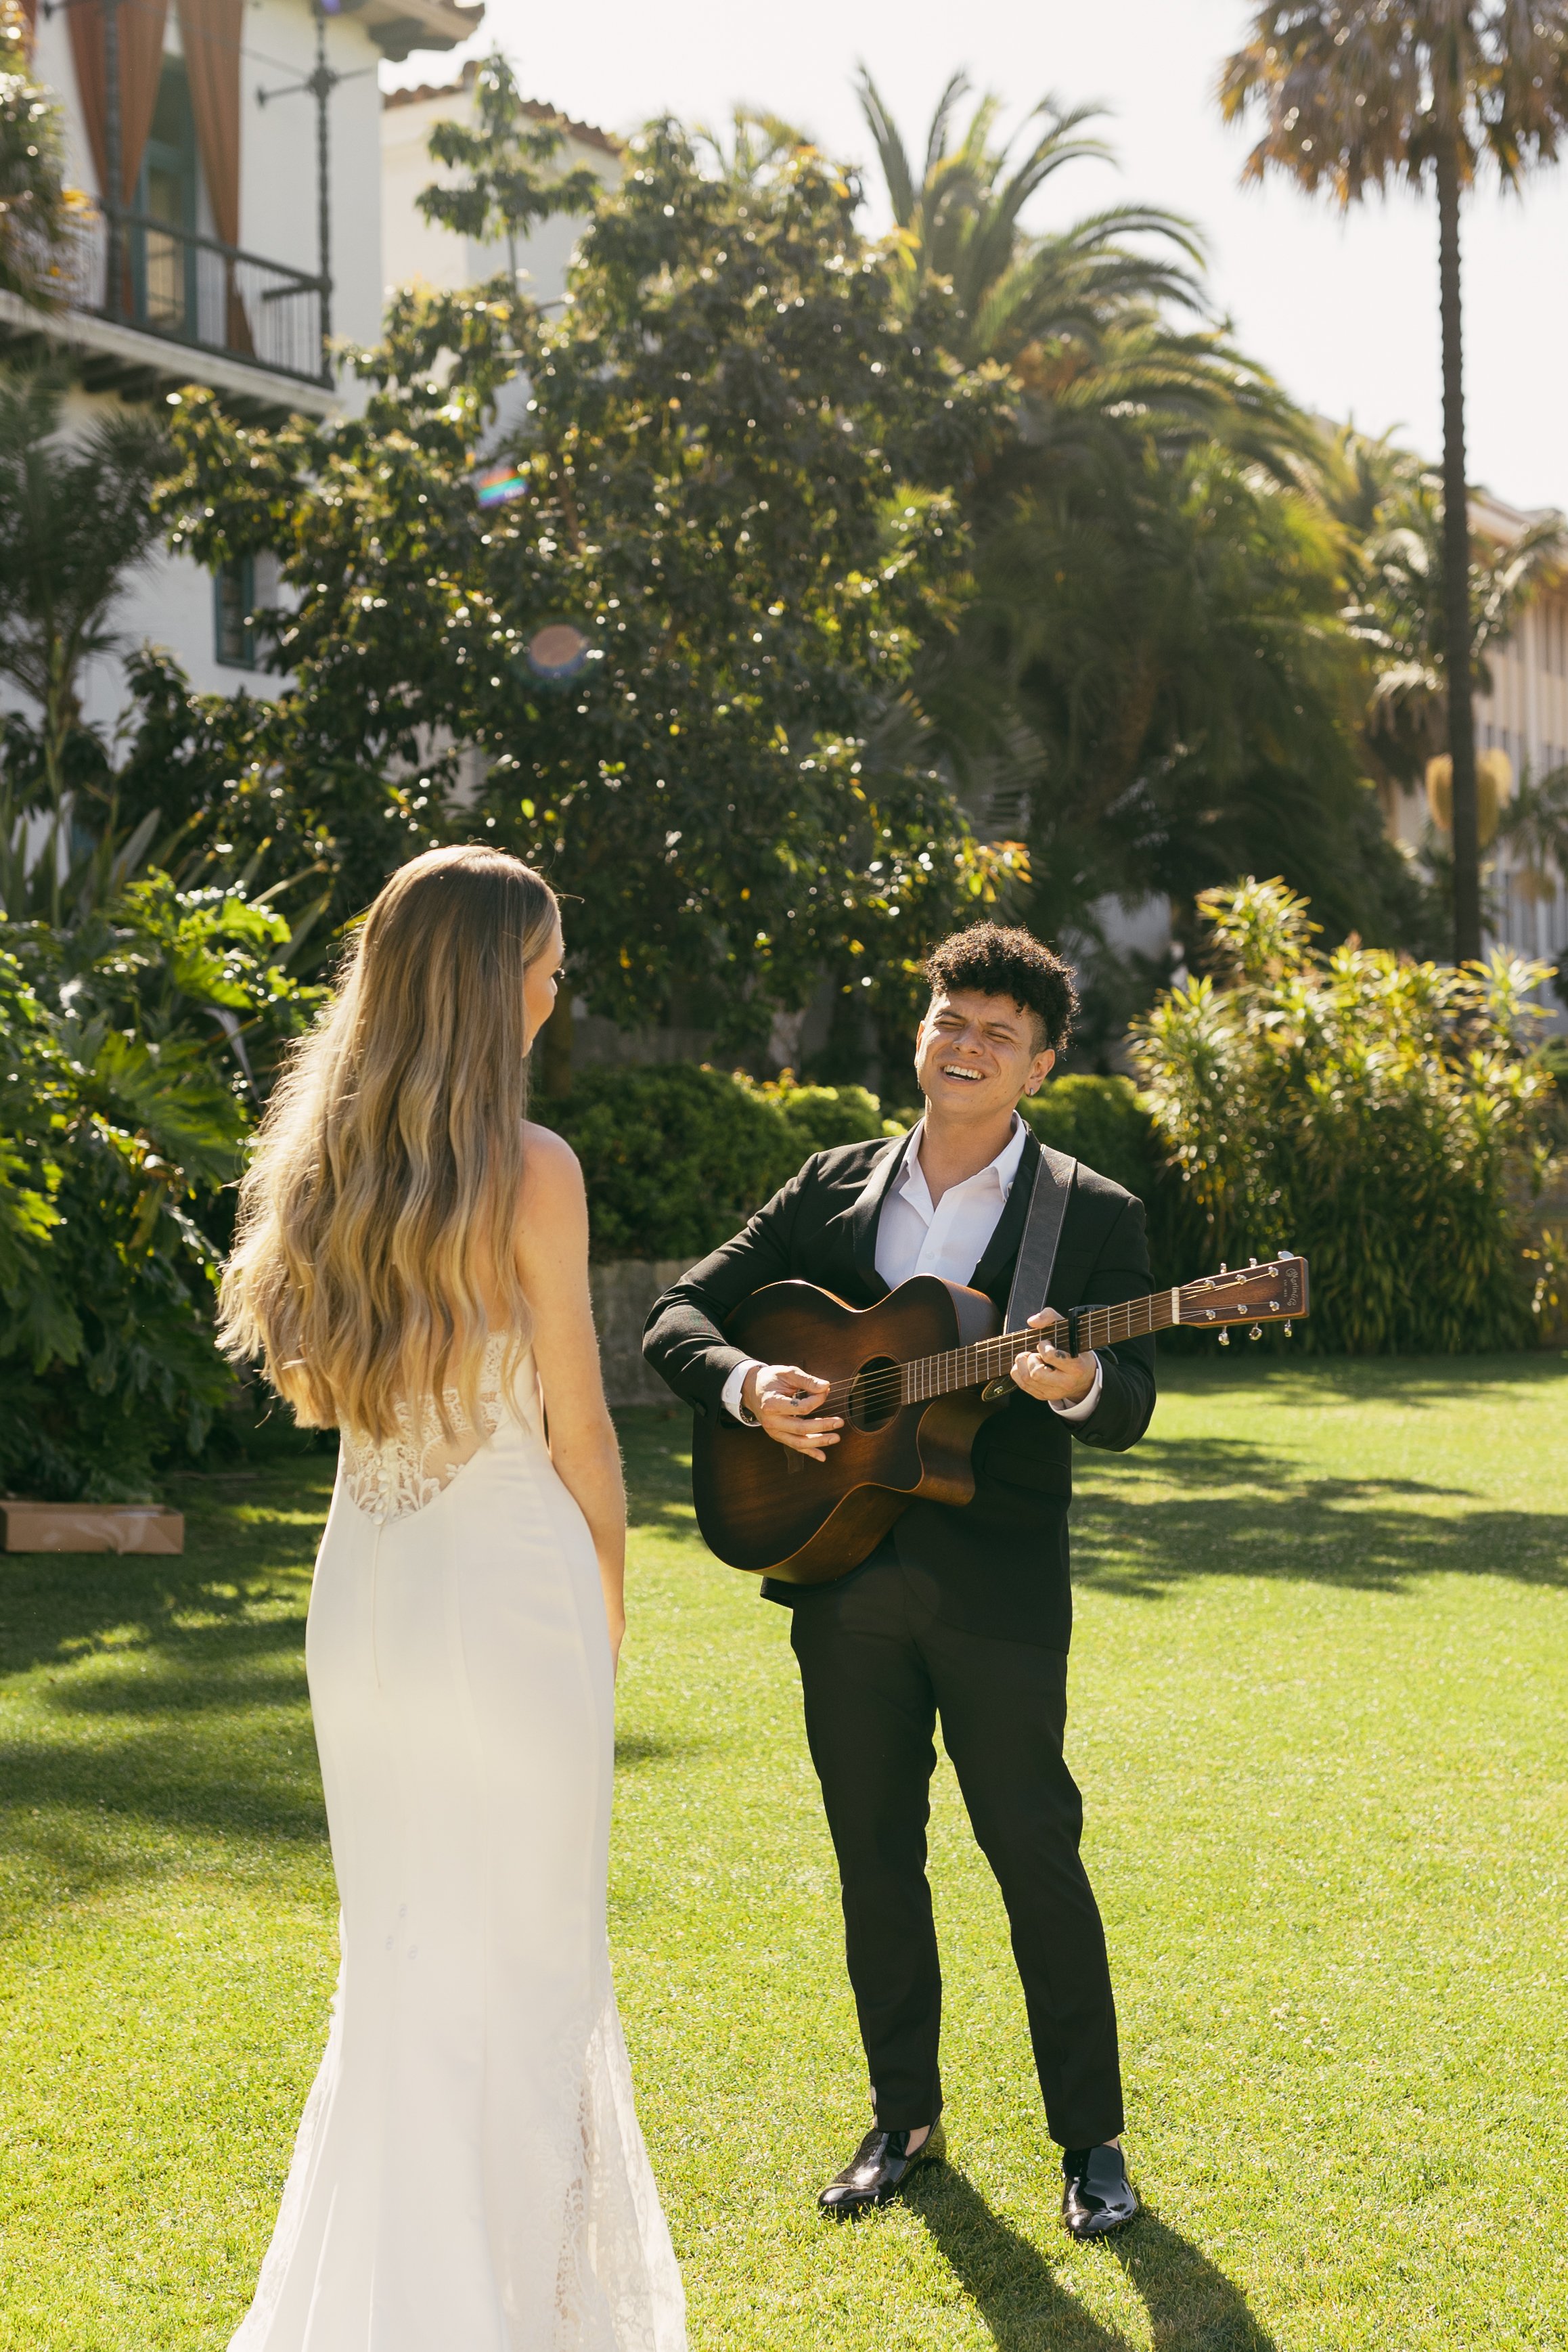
[2,1358,1566,2351]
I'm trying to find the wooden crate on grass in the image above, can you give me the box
[0,1501,185,1555]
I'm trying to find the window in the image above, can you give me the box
[133,62,199,332]
[215,556,257,669]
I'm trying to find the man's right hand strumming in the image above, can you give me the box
[741,1364,843,1461]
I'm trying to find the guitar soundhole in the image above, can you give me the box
[847,1356,901,1434]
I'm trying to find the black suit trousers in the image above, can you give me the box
[789,1543,1124,2149]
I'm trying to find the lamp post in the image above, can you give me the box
[256,3,369,384]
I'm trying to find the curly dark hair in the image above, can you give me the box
[923,923,1077,1053]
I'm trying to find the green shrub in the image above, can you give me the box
[1019,1074,1161,1201]
[0,874,315,1500]
[1131,877,1563,1354]
[539,1065,890,1263]
[739,1075,894,1160]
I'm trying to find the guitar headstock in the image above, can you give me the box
[1178,1253,1309,1327]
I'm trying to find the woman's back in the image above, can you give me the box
[219,849,684,2351]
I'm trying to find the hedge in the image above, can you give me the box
[536,1062,1165,1267]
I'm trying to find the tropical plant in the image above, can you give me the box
[0,0,81,309]
[854,65,1306,470]
[0,867,317,1500]
[855,68,1205,368]
[415,51,605,290]
[0,367,169,914]
[1316,421,1566,792]
[1132,875,1562,1353]
[1220,1,1568,964]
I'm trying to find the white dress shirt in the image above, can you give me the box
[720,1113,1104,1423]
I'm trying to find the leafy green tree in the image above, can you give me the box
[1220,2,1568,964]
[0,0,81,309]
[0,368,169,914]
[416,51,605,288]
[939,436,1425,1004]
[158,123,1019,1078]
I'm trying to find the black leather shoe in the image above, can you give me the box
[1062,2143,1138,2238]
[818,2123,945,2218]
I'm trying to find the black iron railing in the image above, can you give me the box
[53,200,330,387]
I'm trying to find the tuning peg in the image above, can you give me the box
[1249,1323,1262,1341]
[1219,1262,1228,1274]
[1217,1327,1230,1346]
[1283,1321,1293,1338]
[1248,1256,1257,1267]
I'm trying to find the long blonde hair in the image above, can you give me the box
[219,845,560,1438]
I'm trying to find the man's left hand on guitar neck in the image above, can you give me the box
[1011,1310,1102,1414]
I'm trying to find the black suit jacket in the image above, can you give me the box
[642,1126,1156,1649]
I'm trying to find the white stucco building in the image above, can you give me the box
[381,63,619,314]
[1,0,480,730]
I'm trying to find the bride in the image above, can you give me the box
[218,845,686,2351]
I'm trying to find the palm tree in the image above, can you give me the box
[1318,426,1565,799]
[856,66,1208,372]
[0,368,169,919]
[855,68,1314,495]
[1219,3,1568,965]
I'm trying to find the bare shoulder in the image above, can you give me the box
[518,1126,588,1268]
[520,1121,586,1197]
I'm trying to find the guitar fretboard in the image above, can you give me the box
[820,1287,1183,1414]
[813,1256,1305,1417]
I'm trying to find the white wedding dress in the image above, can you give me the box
[229,1335,687,2352]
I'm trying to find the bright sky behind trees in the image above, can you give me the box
[382,0,1568,516]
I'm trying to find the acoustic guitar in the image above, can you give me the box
[691,1253,1310,1582]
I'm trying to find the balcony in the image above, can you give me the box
[0,201,332,416]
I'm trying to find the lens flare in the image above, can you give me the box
[526,624,590,681]
[474,462,527,509]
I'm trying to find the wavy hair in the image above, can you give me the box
[219,845,560,1438]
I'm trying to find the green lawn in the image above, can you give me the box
[3,1358,1567,2350]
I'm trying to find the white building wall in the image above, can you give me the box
[12,0,393,737]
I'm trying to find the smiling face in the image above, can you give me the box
[522,910,566,1052]
[914,986,1056,1128]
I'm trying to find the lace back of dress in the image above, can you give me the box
[340,1332,524,1525]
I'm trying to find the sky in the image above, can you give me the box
[383,0,1568,518]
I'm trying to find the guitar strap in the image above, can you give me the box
[1003,1142,1077,1334]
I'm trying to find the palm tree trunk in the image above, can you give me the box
[1436,141,1481,965]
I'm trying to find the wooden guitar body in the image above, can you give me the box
[687,1251,1307,1582]
[690,1276,1004,1582]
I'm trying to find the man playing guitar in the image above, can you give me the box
[644,923,1155,2238]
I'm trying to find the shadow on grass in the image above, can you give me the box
[1073,1436,1568,1597]
[0,1467,329,1681]
[0,1721,326,1846]
[1154,1351,1568,1410]
[615,1407,696,1532]
[909,2165,1277,2351]
[614,1729,707,1771]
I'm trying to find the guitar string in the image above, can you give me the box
[807,1272,1296,1416]
[815,1294,1168,1413]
